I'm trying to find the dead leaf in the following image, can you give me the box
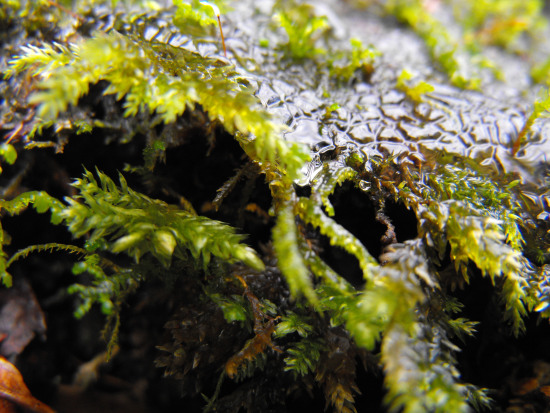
[514,377,539,396]
[539,385,550,398]
[0,356,55,413]
[0,398,16,413]
[0,278,47,357]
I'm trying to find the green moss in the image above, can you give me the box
[452,0,545,51]
[273,1,330,61]
[381,0,482,89]
[272,0,379,83]
[512,89,550,155]
[1,0,550,412]
[396,69,435,103]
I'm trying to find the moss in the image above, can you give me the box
[1,0,550,412]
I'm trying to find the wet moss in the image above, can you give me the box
[1,0,550,412]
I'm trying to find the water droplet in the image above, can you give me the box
[359,180,371,191]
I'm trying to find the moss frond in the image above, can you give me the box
[382,0,481,89]
[296,196,377,283]
[283,337,324,377]
[347,241,427,350]
[274,311,314,339]
[310,164,357,217]
[272,0,379,84]
[395,163,530,334]
[6,243,88,268]
[7,29,309,179]
[68,253,139,319]
[0,143,17,169]
[60,169,264,270]
[0,225,12,288]
[273,1,330,61]
[525,264,550,318]
[0,190,64,219]
[452,0,545,50]
[328,38,379,82]
[0,191,66,286]
[396,69,435,104]
[69,253,141,355]
[173,0,219,34]
[381,323,470,413]
[272,200,317,303]
[511,88,550,155]
[442,204,527,334]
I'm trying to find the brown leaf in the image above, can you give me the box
[514,377,539,396]
[225,319,278,379]
[0,356,55,413]
[539,385,550,398]
[0,398,17,413]
[225,275,281,378]
[0,278,47,357]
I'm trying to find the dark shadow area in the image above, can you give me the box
[384,198,418,242]
[329,182,387,260]
[153,126,275,251]
[318,232,364,288]
[60,132,144,184]
[157,126,274,249]
[158,128,244,209]
[328,182,419,261]
[294,183,312,198]
[353,356,386,413]
[208,172,274,250]
[453,272,550,411]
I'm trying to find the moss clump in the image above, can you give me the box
[1,0,550,412]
